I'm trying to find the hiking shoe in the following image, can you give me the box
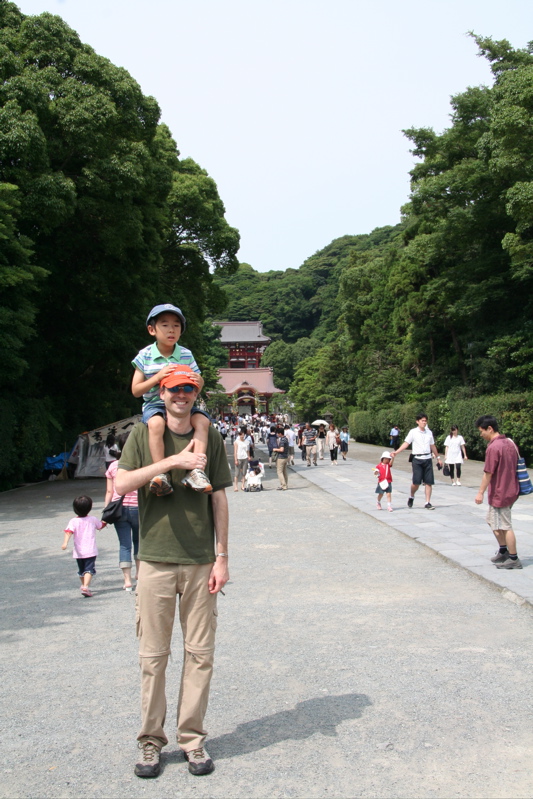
[407,497,414,508]
[184,746,214,776]
[181,469,213,493]
[425,503,435,510]
[149,473,173,496]
[496,557,523,569]
[135,741,161,778]
[491,549,509,563]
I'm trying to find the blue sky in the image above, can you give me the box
[16,0,533,272]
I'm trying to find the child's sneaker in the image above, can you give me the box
[81,586,92,597]
[181,469,213,493]
[388,505,393,512]
[149,473,173,496]
[376,501,382,510]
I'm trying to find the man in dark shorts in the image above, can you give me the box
[391,413,442,510]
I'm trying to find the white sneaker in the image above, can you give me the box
[181,469,213,493]
[451,481,456,486]
[456,479,461,486]
[149,472,174,496]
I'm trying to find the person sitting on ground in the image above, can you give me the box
[131,304,212,497]
[374,451,393,512]
[244,460,265,491]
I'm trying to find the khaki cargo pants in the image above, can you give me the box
[136,561,217,752]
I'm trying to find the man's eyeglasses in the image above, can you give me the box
[166,384,196,394]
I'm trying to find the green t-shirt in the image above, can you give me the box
[118,423,232,565]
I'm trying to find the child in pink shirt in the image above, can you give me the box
[374,451,393,512]
[62,495,106,597]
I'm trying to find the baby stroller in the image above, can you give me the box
[244,459,265,492]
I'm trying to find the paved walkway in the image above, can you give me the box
[257,440,533,608]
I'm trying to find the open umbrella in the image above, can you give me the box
[312,419,329,427]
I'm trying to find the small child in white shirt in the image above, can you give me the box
[62,495,106,597]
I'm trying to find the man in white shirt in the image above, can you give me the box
[391,413,442,510]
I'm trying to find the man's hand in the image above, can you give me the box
[168,440,207,472]
[208,558,229,594]
[475,491,484,505]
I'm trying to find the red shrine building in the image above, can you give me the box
[217,321,270,368]
[214,321,283,415]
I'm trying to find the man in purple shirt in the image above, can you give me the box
[475,415,521,569]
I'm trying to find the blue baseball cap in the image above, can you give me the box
[146,304,186,332]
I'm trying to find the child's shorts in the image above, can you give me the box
[375,483,392,494]
[77,557,97,576]
[142,403,210,424]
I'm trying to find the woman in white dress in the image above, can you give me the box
[444,425,468,485]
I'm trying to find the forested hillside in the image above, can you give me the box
[0,3,239,487]
[216,35,533,432]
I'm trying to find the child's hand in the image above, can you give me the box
[61,544,67,550]
[156,363,175,381]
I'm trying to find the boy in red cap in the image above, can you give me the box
[132,305,212,495]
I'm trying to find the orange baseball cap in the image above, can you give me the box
[160,365,202,390]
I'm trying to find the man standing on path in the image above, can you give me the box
[285,424,297,466]
[391,413,442,510]
[474,415,522,569]
[303,422,317,467]
[115,366,232,778]
[273,426,289,490]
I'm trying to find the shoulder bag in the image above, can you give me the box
[102,495,124,523]
[512,442,533,496]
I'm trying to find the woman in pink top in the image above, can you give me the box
[105,459,139,590]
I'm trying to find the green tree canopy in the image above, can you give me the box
[0,3,239,486]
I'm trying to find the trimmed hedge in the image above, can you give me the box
[349,393,533,464]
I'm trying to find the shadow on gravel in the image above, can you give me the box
[201,694,371,760]
[0,547,122,639]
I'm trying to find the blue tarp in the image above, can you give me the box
[43,451,70,471]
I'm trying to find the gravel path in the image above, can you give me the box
[1,457,533,798]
